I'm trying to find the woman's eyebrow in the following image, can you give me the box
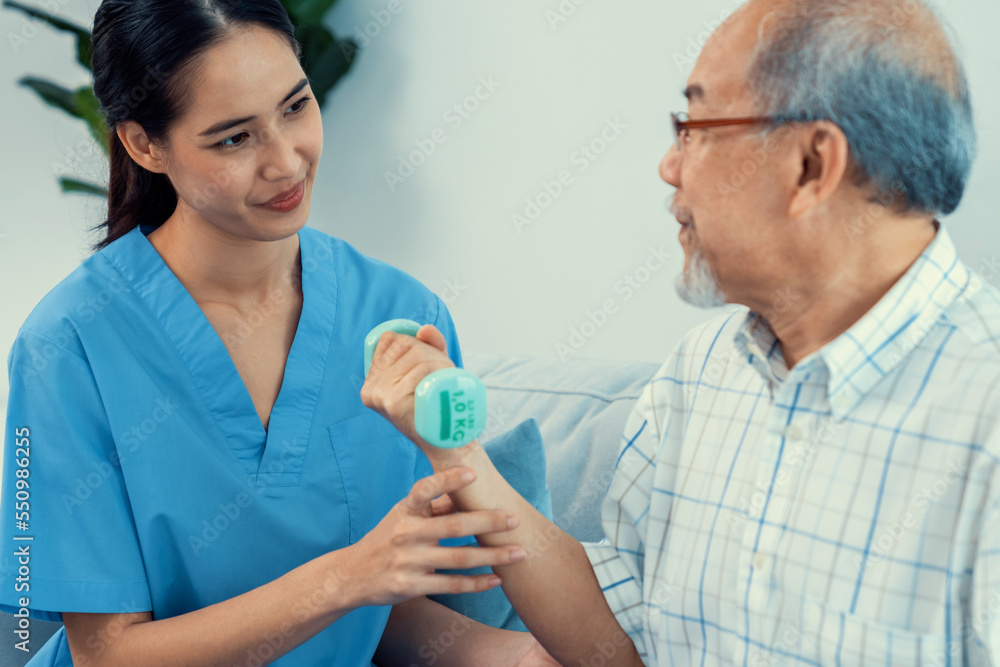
[199,77,309,137]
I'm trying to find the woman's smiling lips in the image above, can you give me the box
[256,179,306,212]
[258,179,305,206]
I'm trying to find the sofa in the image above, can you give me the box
[0,352,661,665]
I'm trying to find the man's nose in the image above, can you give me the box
[659,145,681,187]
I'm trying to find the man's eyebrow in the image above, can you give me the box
[683,84,705,102]
[199,78,310,138]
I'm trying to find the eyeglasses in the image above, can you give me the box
[671,111,778,151]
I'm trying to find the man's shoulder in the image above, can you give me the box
[946,270,1000,363]
[677,306,749,350]
[657,306,749,375]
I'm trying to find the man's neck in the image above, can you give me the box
[764,217,939,370]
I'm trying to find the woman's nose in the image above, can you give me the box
[261,128,301,181]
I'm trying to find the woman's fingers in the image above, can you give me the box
[426,544,527,570]
[430,494,458,516]
[419,509,519,541]
[402,467,477,513]
[421,572,505,596]
[349,468,524,606]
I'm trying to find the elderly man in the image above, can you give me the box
[364,0,999,664]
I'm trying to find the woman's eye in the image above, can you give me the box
[287,96,312,115]
[214,96,312,150]
[217,132,248,149]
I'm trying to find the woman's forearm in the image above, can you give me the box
[428,441,643,667]
[65,548,362,667]
[65,464,524,667]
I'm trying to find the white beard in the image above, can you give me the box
[676,241,727,308]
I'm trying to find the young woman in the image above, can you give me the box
[0,1,557,664]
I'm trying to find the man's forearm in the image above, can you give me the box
[375,596,540,666]
[431,441,643,666]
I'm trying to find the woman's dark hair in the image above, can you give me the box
[89,0,301,252]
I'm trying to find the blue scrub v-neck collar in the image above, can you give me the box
[108,224,338,487]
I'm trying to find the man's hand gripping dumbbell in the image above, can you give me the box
[362,319,487,450]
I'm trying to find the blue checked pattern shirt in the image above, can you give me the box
[584,223,1000,666]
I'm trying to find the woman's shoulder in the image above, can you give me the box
[14,248,124,356]
[300,225,438,301]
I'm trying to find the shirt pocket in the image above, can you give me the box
[794,597,950,667]
[327,412,418,544]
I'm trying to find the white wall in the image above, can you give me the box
[2,0,998,424]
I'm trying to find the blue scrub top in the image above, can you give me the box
[0,224,463,666]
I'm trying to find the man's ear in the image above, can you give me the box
[787,121,850,219]
[116,121,169,175]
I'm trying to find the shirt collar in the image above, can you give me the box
[733,312,788,392]
[733,222,971,420]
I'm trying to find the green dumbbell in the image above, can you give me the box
[363,319,487,448]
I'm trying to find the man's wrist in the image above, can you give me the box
[421,438,483,472]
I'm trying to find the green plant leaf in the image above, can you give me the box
[295,24,356,107]
[2,0,93,70]
[307,37,356,105]
[18,76,77,116]
[59,177,107,197]
[72,87,110,155]
[282,0,343,27]
[19,78,110,157]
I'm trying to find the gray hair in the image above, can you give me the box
[745,0,976,216]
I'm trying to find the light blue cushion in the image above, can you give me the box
[429,417,551,632]
[466,353,659,543]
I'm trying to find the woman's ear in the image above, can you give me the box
[787,121,851,219]
[116,121,170,175]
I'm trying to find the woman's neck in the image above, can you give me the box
[145,209,301,309]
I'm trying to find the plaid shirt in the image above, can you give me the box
[585,223,1000,666]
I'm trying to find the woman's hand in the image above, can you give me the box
[360,324,461,461]
[343,467,525,608]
